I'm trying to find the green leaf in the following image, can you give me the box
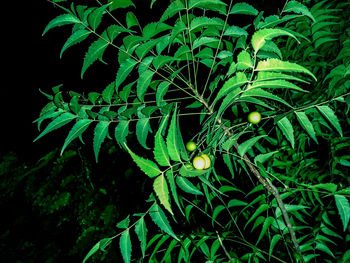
[251,79,307,92]
[120,230,132,263]
[125,144,161,178]
[269,234,281,260]
[166,105,182,162]
[256,71,310,83]
[42,14,81,36]
[316,105,343,136]
[223,154,234,178]
[256,216,275,244]
[88,4,109,31]
[83,238,112,263]
[154,116,171,166]
[135,217,147,258]
[176,176,203,195]
[135,39,158,59]
[251,28,300,53]
[154,174,173,215]
[115,120,129,148]
[137,70,155,101]
[160,0,185,22]
[237,50,253,70]
[214,72,248,104]
[166,170,184,215]
[188,0,227,14]
[224,25,248,37]
[237,135,267,157]
[217,87,242,117]
[93,121,110,162]
[156,82,170,107]
[316,242,335,258]
[179,164,207,177]
[255,58,317,81]
[245,204,269,227]
[60,29,90,58]
[190,17,224,32]
[61,119,93,155]
[284,1,315,22]
[241,88,292,108]
[312,183,338,193]
[34,112,76,142]
[115,59,138,92]
[295,111,318,143]
[254,151,278,164]
[192,37,219,50]
[230,2,258,16]
[153,56,176,70]
[277,117,294,148]
[149,203,179,241]
[108,0,135,11]
[117,215,130,229]
[176,116,189,162]
[136,107,152,150]
[101,82,115,104]
[334,194,350,231]
[81,38,109,78]
[126,11,139,28]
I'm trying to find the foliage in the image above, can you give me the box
[37,0,350,262]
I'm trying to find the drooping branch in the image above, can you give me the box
[198,96,304,262]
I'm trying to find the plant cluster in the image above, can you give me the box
[36,0,350,262]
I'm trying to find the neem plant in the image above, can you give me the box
[37,0,350,262]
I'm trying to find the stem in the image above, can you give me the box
[201,0,234,96]
[197,95,305,262]
[184,0,199,92]
[216,231,235,262]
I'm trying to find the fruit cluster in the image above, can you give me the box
[186,111,261,170]
[186,141,211,170]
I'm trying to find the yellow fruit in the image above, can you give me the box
[193,156,205,170]
[186,141,197,152]
[247,111,261,124]
[201,154,211,169]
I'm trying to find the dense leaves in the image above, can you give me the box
[36,0,350,262]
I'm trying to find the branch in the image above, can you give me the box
[199,96,305,262]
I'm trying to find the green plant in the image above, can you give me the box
[37,0,350,262]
